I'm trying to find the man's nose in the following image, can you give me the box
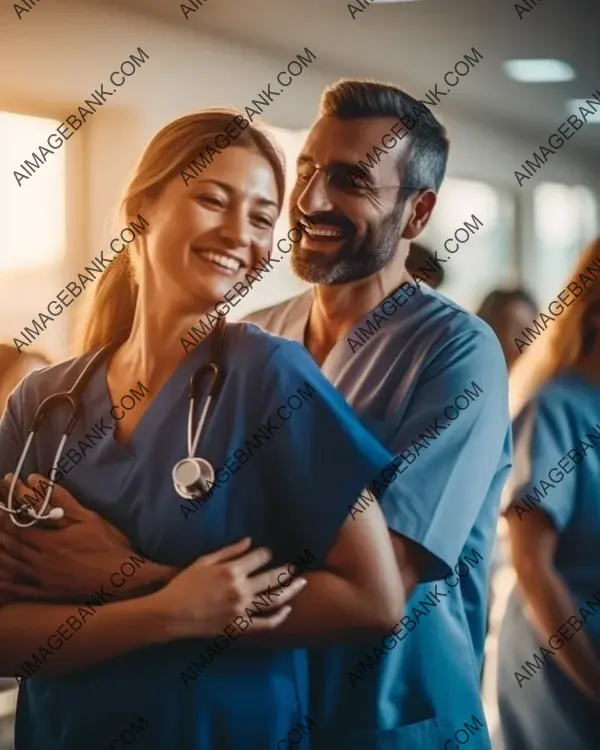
[296,171,335,218]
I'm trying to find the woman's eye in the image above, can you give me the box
[296,171,312,184]
[254,215,275,228]
[197,195,225,207]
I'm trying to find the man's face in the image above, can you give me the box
[289,115,412,284]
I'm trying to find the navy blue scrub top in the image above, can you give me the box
[247,284,512,750]
[0,322,399,750]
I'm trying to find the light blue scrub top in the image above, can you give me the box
[0,322,400,750]
[498,372,600,750]
[247,284,512,749]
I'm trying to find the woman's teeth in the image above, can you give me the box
[200,251,242,272]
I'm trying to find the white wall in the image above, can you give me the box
[1,0,599,360]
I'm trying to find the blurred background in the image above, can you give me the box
[1,0,599,746]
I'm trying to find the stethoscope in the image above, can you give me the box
[0,320,226,527]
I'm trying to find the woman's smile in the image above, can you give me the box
[192,247,247,277]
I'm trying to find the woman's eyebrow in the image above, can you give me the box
[192,179,278,208]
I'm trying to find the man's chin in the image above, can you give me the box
[291,252,339,284]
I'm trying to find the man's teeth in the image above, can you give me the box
[307,227,344,238]
[201,251,242,272]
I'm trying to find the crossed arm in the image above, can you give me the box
[0,474,407,678]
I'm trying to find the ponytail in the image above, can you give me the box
[77,252,138,355]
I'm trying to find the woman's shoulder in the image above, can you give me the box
[8,351,97,417]
[523,371,600,431]
[224,321,310,369]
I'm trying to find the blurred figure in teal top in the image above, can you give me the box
[499,236,600,750]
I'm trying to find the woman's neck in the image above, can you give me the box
[110,295,215,391]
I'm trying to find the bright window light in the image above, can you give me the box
[419,179,517,311]
[502,59,576,83]
[567,99,600,122]
[532,182,598,303]
[0,112,66,272]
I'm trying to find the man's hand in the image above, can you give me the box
[0,473,179,605]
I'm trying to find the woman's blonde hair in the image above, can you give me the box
[510,235,600,419]
[76,110,286,356]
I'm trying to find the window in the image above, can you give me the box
[531,183,598,304]
[0,111,66,272]
[419,178,517,311]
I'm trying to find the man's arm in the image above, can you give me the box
[0,596,170,678]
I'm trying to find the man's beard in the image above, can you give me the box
[290,200,406,285]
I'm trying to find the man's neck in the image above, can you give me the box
[305,264,412,365]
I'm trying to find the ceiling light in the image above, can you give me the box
[502,59,576,83]
[567,99,600,123]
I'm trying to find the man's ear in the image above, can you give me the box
[402,190,437,240]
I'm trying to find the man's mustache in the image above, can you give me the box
[290,212,356,235]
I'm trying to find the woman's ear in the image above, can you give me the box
[402,190,437,241]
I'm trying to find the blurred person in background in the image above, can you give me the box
[476,288,537,372]
[498,236,600,750]
[0,110,405,750]
[475,288,537,669]
[0,345,50,416]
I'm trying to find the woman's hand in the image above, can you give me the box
[153,537,307,640]
[0,473,179,604]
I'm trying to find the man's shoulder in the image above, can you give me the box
[396,286,506,364]
[243,292,310,336]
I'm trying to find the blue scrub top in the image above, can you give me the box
[247,284,512,749]
[498,372,600,749]
[0,322,399,750]
[505,371,600,646]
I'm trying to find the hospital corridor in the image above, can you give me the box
[1,0,600,748]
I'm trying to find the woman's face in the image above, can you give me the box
[138,146,280,314]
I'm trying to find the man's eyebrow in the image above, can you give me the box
[296,156,375,183]
[192,179,278,209]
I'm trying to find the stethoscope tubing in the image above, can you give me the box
[1,320,226,526]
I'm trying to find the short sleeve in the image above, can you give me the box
[377,326,511,579]
[259,341,396,566]
[505,391,578,531]
[0,384,27,480]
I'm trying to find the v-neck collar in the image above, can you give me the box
[94,338,216,456]
[290,285,423,377]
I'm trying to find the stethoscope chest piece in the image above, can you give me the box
[172,457,215,500]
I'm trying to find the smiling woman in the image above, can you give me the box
[0,108,405,750]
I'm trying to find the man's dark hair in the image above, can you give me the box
[319,79,449,194]
[476,288,538,324]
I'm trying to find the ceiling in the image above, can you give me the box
[91,0,600,155]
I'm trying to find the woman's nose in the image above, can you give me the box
[218,210,252,249]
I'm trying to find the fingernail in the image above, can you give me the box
[298,578,308,587]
